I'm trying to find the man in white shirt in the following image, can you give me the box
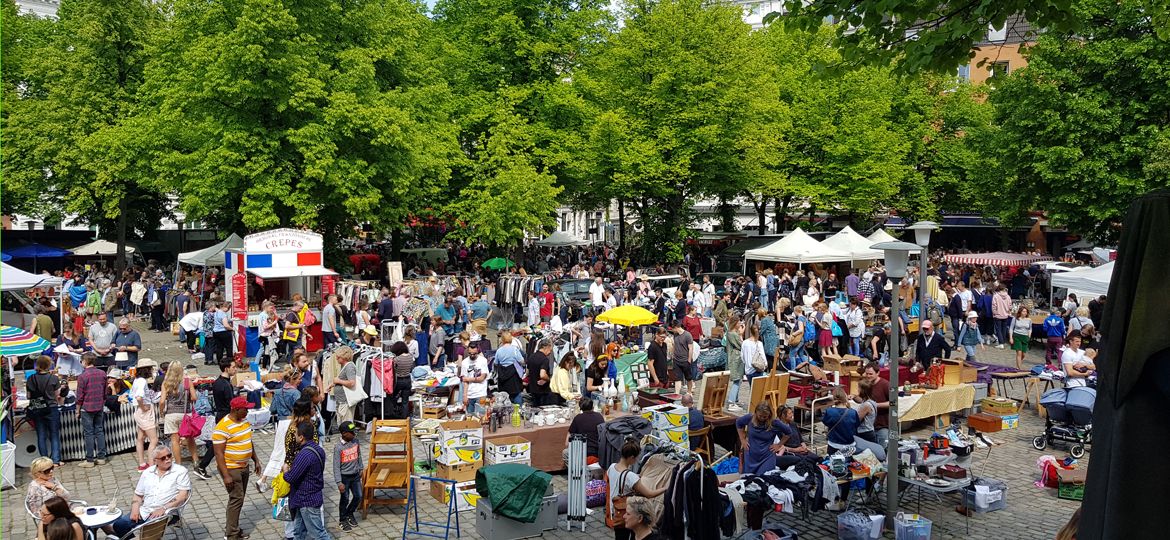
[321,294,340,347]
[689,284,707,318]
[589,277,606,306]
[106,446,190,537]
[460,344,489,414]
[1061,334,1094,388]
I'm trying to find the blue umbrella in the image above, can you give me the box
[3,243,73,258]
[0,253,9,262]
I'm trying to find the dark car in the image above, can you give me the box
[701,272,740,295]
[548,279,615,304]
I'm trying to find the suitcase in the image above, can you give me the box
[938,465,967,479]
[967,413,1002,433]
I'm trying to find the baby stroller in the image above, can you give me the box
[1032,386,1095,458]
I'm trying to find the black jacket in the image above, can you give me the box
[916,332,952,361]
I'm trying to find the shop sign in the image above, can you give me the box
[322,275,335,295]
[231,273,247,319]
[243,228,324,252]
[255,276,264,286]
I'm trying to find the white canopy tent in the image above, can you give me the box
[178,233,244,266]
[866,229,899,244]
[0,262,64,291]
[534,231,589,247]
[1051,262,1114,297]
[821,226,885,261]
[70,239,136,256]
[743,228,852,264]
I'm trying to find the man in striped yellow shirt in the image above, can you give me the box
[214,396,264,540]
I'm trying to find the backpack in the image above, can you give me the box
[925,302,944,329]
[947,294,964,318]
[801,316,816,342]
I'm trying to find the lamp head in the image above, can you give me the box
[869,241,920,280]
[906,221,938,247]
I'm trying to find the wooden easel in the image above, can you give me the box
[699,372,729,418]
[747,347,790,413]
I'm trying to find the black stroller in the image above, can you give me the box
[1032,386,1095,458]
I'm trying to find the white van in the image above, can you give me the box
[0,290,38,330]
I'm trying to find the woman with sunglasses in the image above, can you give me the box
[25,457,71,514]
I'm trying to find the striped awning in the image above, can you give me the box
[943,252,1054,267]
[1,326,51,357]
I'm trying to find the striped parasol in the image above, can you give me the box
[0,325,51,357]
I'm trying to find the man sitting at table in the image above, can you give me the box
[680,393,706,450]
[105,446,191,538]
[562,398,605,469]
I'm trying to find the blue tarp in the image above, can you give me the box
[3,243,73,258]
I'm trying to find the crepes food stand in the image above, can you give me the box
[225,229,338,354]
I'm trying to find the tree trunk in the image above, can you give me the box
[116,198,128,273]
[618,199,626,254]
[775,195,792,233]
[391,228,404,261]
[744,191,765,235]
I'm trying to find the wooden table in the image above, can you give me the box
[483,411,631,472]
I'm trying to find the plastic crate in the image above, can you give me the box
[1058,480,1085,501]
[962,484,1007,513]
[894,513,932,540]
[757,525,798,540]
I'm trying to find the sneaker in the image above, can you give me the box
[192,467,211,480]
[95,459,107,465]
[726,403,743,412]
[78,461,95,469]
[254,478,267,493]
[138,463,149,471]
[347,515,358,527]
[340,521,353,532]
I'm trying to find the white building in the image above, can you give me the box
[15,0,60,18]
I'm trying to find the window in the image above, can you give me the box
[958,64,970,82]
[989,61,1010,78]
[987,25,1007,42]
[561,214,568,232]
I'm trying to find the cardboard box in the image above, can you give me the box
[232,371,257,387]
[484,436,531,465]
[439,419,483,443]
[436,419,484,465]
[435,444,483,466]
[650,405,689,430]
[981,397,1019,417]
[436,460,483,483]
[652,428,688,450]
[995,414,1019,430]
[430,480,480,511]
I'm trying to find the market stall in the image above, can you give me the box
[896,383,977,423]
[821,226,885,266]
[942,252,1053,267]
[742,228,853,275]
[177,233,244,267]
[224,229,338,352]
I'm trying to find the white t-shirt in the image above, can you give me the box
[607,464,640,516]
[178,312,203,333]
[130,377,159,406]
[741,338,763,375]
[461,355,489,399]
[1062,348,1088,388]
[589,282,606,305]
[321,304,336,332]
[958,290,974,311]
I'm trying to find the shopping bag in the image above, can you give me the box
[178,413,206,438]
[272,496,293,521]
[271,473,291,502]
[341,381,368,404]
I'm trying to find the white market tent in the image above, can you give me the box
[1051,261,1114,297]
[0,262,64,291]
[70,239,136,256]
[743,228,852,264]
[867,229,899,244]
[534,231,589,247]
[821,226,885,261]
[178,233,243,266]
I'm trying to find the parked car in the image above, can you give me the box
[701,272,740,295]
[547,279,615,304]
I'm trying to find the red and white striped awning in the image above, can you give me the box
[944,252,1054,267]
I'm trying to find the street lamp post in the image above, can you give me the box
[905,221,937,328]
[870,240,923,528]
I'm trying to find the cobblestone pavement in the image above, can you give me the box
[3,320,1084,539]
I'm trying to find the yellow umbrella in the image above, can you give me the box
[595,305,658,327]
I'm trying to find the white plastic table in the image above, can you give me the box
[76,507,122,529]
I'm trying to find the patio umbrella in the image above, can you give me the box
[595,305,658,327]
[1,243,73,273]
[0,253,9,262]
[0,326,51,357]
[482,257,515,270]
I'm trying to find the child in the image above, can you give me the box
[333,422,364,531]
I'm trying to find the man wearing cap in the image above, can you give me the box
[469,294,491,336]
[213,395,263,540]
[333,421,363,531]
[914,320,952,363]
[101,279,118,321]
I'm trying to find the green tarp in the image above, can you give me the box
[475,463,552,523]
[615,352,647,389]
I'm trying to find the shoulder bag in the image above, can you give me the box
[341,373,368,404]
[750,342,768,372]
[179,379,206,438]
[608,470,635,528]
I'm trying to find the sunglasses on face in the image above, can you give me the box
[156,454,173,461]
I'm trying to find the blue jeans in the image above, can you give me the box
[111,514,146,537]
[293,505,331,540]
[338,474,363,521]
[203,334,217,363]
[28,406,61,463]
[727,380,742,405]
[705,307,713,318]
[122,297,131,318]
[963,345,977,361]
[79,409,107,462]
[849,337,862,356]
[432,352,446,370]
[791,341,808,365]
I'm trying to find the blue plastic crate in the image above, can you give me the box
[894,513,932,540]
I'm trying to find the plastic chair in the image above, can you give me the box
[118,514,169,540]
[688,425,712,462]
[26,498,88,520]
[164,498,193,540]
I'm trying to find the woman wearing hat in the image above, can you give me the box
[130,359,161,471]
[358,324,378,346]
[957,311,985,362]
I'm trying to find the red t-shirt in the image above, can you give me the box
[539,292,555,317]
[871,377,891,431]
[683,315,703,341]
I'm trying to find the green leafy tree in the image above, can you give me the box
[1,0,56,217]
[768,0,1089,75]
[576,0,773,262]
[137,0,459,259]
[971,0,1170,243]
[2,0,164,269]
